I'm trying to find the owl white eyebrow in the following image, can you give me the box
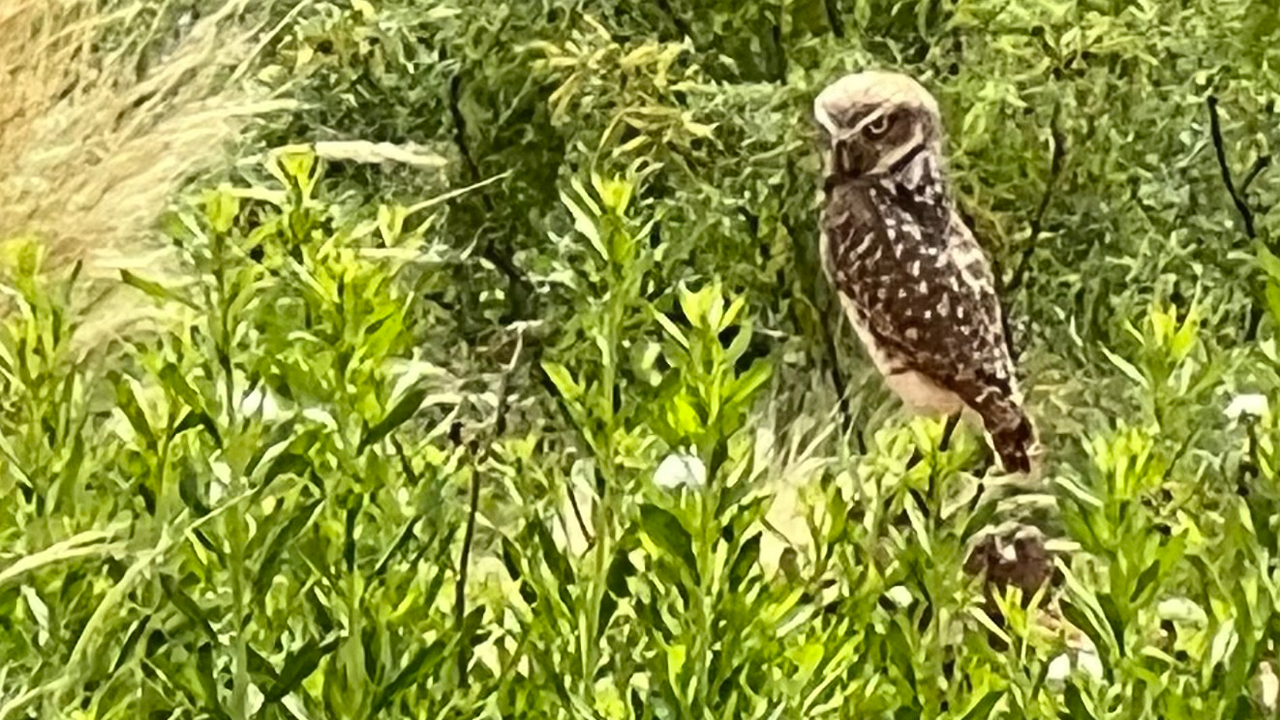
[849,107,890,134]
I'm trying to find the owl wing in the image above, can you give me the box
[945,211,1010,355]
[824,184,1033,471]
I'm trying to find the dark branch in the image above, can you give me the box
[1207,95,1257,239]
[448,75,481,182]
[1005,107,1065,294]
[448,72,535,322]
[455,461,481,684]
[655,0,694,42]
[1241,154,1272,196]
[824,0,846,38]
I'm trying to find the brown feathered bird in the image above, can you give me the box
[814,71,1037,473]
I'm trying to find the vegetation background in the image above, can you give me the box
[2,0,1280,718]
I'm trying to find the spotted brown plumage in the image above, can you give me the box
[815,71,1036,474]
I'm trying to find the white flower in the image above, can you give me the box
[654,453,706,490]
[1077,650,1104,680]
[1226,393,1269,421]
[1257,662,1279,712]
[1046,650,1103,685]
[885,585,913,608]
[1046,654,1072,685]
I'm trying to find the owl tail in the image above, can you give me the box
[974,395,1037,475]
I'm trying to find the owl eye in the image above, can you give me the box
[864,114,892,138]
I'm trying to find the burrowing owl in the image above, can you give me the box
[815,70,1036,473]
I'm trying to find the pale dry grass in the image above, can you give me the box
[0,0,289,348]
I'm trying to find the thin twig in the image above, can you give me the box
[455,459,481,684]
[1241,154,1272,196]
[455,331,524,685]
[1207,95,1257,239]
[565,474,594,547]
[1005,106,1065,294]
[1207,97,1271,340]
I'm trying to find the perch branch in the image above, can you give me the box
[455,331,524,685]
[1206,96,1272,340]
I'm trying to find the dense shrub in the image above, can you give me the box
[3,0,1280,718]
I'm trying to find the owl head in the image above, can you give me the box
[814,71,943,179]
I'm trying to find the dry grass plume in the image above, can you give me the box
[0,0,290,348]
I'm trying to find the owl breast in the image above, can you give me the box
[835,286,968,416]
[821,174,991,418]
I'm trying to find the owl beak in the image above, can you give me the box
[832,134,874,178]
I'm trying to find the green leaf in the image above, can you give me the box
[961,499,999,544]
[533,520,576,588]
[541,359,583,402]
[257,452,311,490]
[253,500,322,600]
[1097,593,1126,656]
[653,309,691,349]
[1265,282,1280,325]
[373,518,420,578]
[120,270,197,309]
[110,614,152,673]
[171,410,221,447]
[1100,346,1148,388]
[1130,561,1161,602]
[725,359,773,408]
[159,363,204,410]
[903,493,932,559]
[728,534,761,591]
[606,545,637,597]
[561,190,607,260]
[639,504,698,581]
[161,576,217,640]
[114,375,155,449]
[359,385,429,452]
[204,187,241,233]
[369,640,447,716]
[678,283,714,328]
[1062,683,1096,720]
[1061,600,1112,669]
[177,467,209,516]
[1257,244,1280,282]
[960,690,1005,720]
[52,433,86,512]
[265,637,339,702]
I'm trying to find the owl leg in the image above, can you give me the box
[938,412,962,452]
[905,412,964,472]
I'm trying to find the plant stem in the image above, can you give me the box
[213,231,249,720]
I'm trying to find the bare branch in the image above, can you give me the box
[1005,106,1065,294]
[1241,154,1272,196]
[1207,95,1257,239]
